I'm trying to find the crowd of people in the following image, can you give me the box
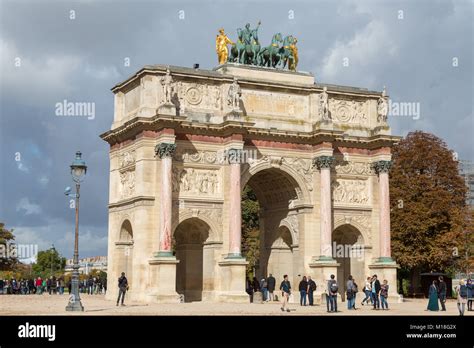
[427,276,473,316]
[0,275,107,295]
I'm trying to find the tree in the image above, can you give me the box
[0,222,16,271]
[32,247,66,277]
[390,131,469,289]
[241,185,260,276]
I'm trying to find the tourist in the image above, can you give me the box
[267,274,276,301]
[35,277,42,295]
[455,279,468,316]
[346,275,355,310]
[67,279,72,295]
[467,279,473,311]
[245,277,253,303]
[87,276,94,295]
[327,274,338,312]
[50,276,57,295]
[298,276,308,306]
[427,280,439,311]
[352,277,359,309]
[438,276,447,311]
[252,276,260,293]
[371,275,381,310]
[42,278,47,294]
[0,278,4,295]
[380,280,389,310]
[279,274,291,312]
[307,276,316,306]
[260,278,268,301]
[27,278,34,294]
[59,277,65,295]
[117,272,128,306]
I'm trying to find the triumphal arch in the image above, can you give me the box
[101,25,402,304]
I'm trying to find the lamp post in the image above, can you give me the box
[65,151,87,312]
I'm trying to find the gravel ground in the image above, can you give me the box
[0,294,470,316]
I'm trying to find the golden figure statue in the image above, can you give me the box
[289,37,299,71]
[216,28,234,65]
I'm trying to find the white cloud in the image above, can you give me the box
[38,175,49,186]
[16,197,41,215]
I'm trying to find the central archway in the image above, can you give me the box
[242,167,303,289]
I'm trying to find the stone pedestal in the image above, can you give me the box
[224,110,243,121]
[217,258,249,303]
[253,291,263,304]
[309,259,340,305]
[146,256,181,303]
[369,261,403,303]
[157,102,176,116]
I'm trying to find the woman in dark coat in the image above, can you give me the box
[427,280,439,311]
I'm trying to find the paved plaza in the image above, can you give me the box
[0,295,470,316]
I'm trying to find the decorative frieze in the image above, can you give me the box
[332,179,369,205]
[172,167,221,196]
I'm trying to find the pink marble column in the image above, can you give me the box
[228,149,242,257]
[374,160,393,262]
[156,143,176,256]
[314,156,334,260]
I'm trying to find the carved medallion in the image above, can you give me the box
[185,86,203,105]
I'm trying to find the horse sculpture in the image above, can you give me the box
[257,32,283,68]
[279,35,296,70]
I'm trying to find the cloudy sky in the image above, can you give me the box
[0,0,472,259]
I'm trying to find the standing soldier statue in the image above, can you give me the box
[228,77,242,112]
[160,67,174,104]
[216,28,234,65]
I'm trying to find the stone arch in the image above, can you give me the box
[332,223,367,301]
[333,219,369,246]
[242,160,312,205]
[173,217,215,302]
[278,216,299,247]
[172,209,221,242]
[115,219,134,291]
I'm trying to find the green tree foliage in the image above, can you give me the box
[390,131,469,286]
[32,247,67,277]
[0,222,16,271]
[241,185,260,275]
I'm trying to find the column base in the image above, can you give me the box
[217,257,249,303]
[369,260,403,303]
[146,255,181,304]
[309,258,340,305]
[65,299,84,312]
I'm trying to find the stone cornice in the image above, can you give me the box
[108,195,155,210]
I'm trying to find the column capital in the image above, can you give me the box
[227,148,243,164]
[312,155,335,170]
[372,160,392,174]
[155,143,176,159]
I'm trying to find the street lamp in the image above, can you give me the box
[65,151,87,312]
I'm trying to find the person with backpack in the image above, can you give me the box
[279,274,291,312]
[438,276,447,311]
[117,272,128,306]
[327,274,338,312]
[260,278,268,302]
[307,276,316,306]
[267,274,276,302]
[298,276,308,306]
[455,279,468,316]
[346,275,355,310]
[380,279,389,310]
[352,278,359,309]
[371,274,381,310]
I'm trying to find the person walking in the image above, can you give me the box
[427,280,439,311]
[380,279,389,310]
[298,276,308,306]
[279,275,291,312]
[361,277,372,306]
[352,278,359,309]
[467,278,473,311]
[371,275,381,310]
[267,274,276,302]
[307,276,316,306]
[246,277,253,303]
[346,275,355,310]
[455,279,468,316]
[327,274,338,313]
[260,278,268,302]
[438,276,447,311]
[116,272,128,306]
